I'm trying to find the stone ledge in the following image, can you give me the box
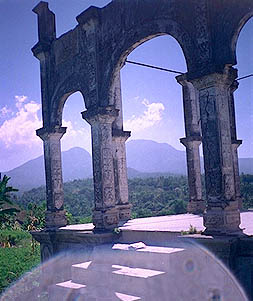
[31,228,119,247]
[112,128,131,139]
[76,6,101,25]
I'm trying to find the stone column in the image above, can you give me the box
[177,75,205,214]
[190,67,242,235]
[111,71,132,221]
[231,140,242,209]
[36,126,67,228]
[180,137,205,214]
[82,106,119,230]
[112,129,132,221]
[229,81,243,210]
[112,71,124,131]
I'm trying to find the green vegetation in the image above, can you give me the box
[0,176,41,294]
[0,175,20,228]
[128,176,188,218]
[240,174,253,210]
[0,229,31,248]
[181,224,201,235]
[0,231,40,293]
[18,176,190,220]
[14,174,253,220]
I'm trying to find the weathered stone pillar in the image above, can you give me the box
[177,75,205,214]
[36,126,67,228]
[82,106,119,230]
[180,137,204,214]
[229,81,243,210]
[112,129,132,220]
[190,67,242,235]
[111,71,132,221]
[232,140,242,209]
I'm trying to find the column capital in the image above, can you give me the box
[112,129,131,141]
[180,136,202,147]
[232,139,243,150]
[189,67,238,90]
[36,126,67,141]
[82,106,119,125]
[176,73,188,86]
[230,80,239,93]
[32,42,52,59]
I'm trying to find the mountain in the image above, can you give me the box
[2,140,253,192]
[126,140,187,174]
[4,147,92,192]
[126,139,253,176]
[238,158,253,175]
[127,167,174,179]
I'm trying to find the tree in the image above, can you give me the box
[0,175,19,227]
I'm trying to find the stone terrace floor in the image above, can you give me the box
[61,211,253,236]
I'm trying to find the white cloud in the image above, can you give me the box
[0,96,42,148]
[124,99,165,132]
[61,122,91,153]
[0,96,90,170]
[0,96,81,151]
[62,120,77,137]
[0,106,11,117]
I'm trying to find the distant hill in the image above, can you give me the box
[4,147,92,192]
[127,167,175,179]
[126,139,253,176]
[2,140,253,191]
[126,140,187,174]
[238,158,253,175]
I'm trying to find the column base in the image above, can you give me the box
[187,200,206,214]
[236,196,243,211]
[93,207,119,231]
[116,203,132,221]
[45,210,67,229]
[203,205,242,236]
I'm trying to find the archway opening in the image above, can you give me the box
[119,35,198,218]
[234,17,253,210]
[61,91,93,223]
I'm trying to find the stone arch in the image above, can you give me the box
[50,76,87,127]
[110,32,204,214]
[211,2,253,68]
[118,34,187,137]
[32,0,248,235]
[231,13,253,66]
[231,16,253,204]
[102,18,195,108]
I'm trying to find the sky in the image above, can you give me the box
[0,0,252,171]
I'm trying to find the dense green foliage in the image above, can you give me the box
[20,179,94,221]
[0,229,30,247]
[128,176,188,218]
[0,175,20,227]
[18,176,190,219]
[241,174,253,209]
[0,231,40,293]
[16,175,253,220]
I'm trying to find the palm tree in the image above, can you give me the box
[0,174,19,226]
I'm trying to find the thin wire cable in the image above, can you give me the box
[126,60,184,75]
[126,60,252,81]
[237,74,253,81]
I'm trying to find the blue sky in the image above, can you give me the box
[0,1,252,171]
